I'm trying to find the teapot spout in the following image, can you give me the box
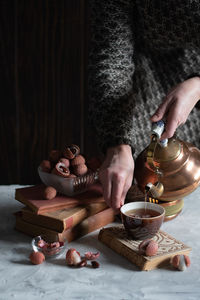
[145,182,164,198]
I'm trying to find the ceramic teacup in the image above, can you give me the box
[120,201,165,240]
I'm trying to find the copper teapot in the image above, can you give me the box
[134,121,200,201]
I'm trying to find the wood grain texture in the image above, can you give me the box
[21,201,107,232]
[15,207,116,242]
[0,0,95,184]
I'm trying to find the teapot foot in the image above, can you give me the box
[148,197,184,222]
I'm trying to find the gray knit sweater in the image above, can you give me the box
[88,0,200,158]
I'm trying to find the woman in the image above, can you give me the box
[88,0,200,210]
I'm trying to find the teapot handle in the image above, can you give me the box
[145,121,166,198]
[146,134,158,170]
[147,120,168,171]
[151,120,168,146]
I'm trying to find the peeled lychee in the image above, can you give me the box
[66,248,81,266]
[171,255,191,271]
[52,162,70,177]
[59,158,70,168]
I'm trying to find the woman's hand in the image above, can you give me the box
[151,77,200,140]
[99,144,134,211]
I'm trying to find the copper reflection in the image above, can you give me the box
[135,139,200,201]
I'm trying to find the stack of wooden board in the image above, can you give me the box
[14,184,116,242]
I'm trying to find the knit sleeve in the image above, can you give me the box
[88,0,136,154]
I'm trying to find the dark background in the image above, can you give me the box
[0,0,98,184]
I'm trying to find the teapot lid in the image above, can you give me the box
[147,121,182,167]
[153,138,182,162]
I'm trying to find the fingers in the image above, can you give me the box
[99,145,134,210]
[110,174,126,210]
[99,170,132,210]
[161,117,177,140]
[99,170,112,208]
[120,178,133,207]
[161,106,182,139]
[111,174,133,210]
[102,181,112,208]
[150,102,168,122]
[151,95,183,139]
[160,96,186,139]
[150,96,173,122]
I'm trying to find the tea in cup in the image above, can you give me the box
[120,202,165,240]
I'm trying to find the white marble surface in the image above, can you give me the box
[0,185,200,300]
